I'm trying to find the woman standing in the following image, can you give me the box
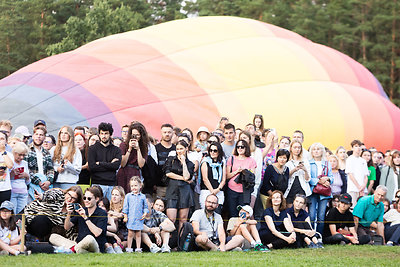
[0,131,13,204]
[51,126,82,190]
[380,150,400,201]
[164,140,195,231]
[328,155,347,196]
[285,141,311,207]
[335,146,347,171]
[361,150,376,195]
[74,133,90,185]
[371,151,382,192]
[117,122,149,193]
[238,131,263,208]
[198,142,226,213]
[253,114,264,145]
[260,149,290,208]
[308,142,333,235]
[226,140,257,218]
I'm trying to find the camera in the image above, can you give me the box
[210,236,220,246]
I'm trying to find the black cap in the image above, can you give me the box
[339,193,352,204]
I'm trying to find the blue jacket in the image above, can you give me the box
[309,159,333,200]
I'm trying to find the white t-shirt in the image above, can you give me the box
[10,153,29,194]
[345,155,369,192]
[35,148,44,175]
[0,226,18,245]
[383,209,400,226]
[50,146,82,184]
[0,154,11,192]
[190,209,223,238]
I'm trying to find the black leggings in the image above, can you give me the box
[260,231,298,249]
[323,233,370,245]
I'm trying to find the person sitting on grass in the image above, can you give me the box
[49,186,107,253]
[0,201,25,256]
[191,194,244,251]
[353,185,387,244]
[142,194,175,253]
[323,193,369,245]
[98,197,123,254]
[286,194,323,248]
[258,190,297,249]
[226,205,269,251]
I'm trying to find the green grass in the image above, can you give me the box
[2,245,400,266]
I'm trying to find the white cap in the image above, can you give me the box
[15,125,30,137]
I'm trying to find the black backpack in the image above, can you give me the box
[177,222,195,251]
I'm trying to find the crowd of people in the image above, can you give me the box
[0,115,399,256]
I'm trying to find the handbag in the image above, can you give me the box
[312,161,331,196]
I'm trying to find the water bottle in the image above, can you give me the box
[54,246,73,254]
[182,233,191,251]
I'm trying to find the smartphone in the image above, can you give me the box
[72,203,80,210]
[239,212,246,219]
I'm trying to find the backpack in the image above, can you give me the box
[177,222,195,251]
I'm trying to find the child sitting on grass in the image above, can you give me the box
[0,201,24,255]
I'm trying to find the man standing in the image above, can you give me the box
[221,123,236,159]
[292,130,310,160]
[88,122,121,200]
[346,140,369,207]
[50,186,108,253]
[353,185,387,244]
[191,194,244,251]
[26,126,54,194]
[154,124,176,197]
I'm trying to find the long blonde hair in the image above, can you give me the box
[110,186,125,213]
[53,126,76,163]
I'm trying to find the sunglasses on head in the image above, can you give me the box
[83,196,93,201]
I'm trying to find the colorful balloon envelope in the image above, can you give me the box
[0,16,398,151]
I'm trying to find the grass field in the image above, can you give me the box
[2,245,400,266]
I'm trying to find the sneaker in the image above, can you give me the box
[231,247,242,252]
[105,246,116,254]
[386,242,394,246]
[150,244,161,253]
[114,246,123,254]
[254,244,270,252]
[316,242,324,249]
[135,248,143,253]
[125,248,133,253]
[308,243,317,249]
[161,245,171,253]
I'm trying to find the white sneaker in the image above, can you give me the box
[125,248,133,253]
[135,248,143,253]
[105,246,116,254]
[113,246,123,254]
[150,244,161,253]
[161,245,171,253]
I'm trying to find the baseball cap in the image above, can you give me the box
[15,125,30,137]
[237,205,253,217]
[34,120,46,127]
[0,200,14,212]
[339,193,352,205]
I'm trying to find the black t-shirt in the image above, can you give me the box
[323,207,355,238]
[286,207,309,229]
[71,206,108,252]
[287,176,305,200]
[259,207,288,235]
[155,143,176,186]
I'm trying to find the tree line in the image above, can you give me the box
[1,0,399,106]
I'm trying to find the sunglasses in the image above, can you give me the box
[131,134,140,139]
[237,145,245,149]
[210,149,218,153]
[83,196,93,201]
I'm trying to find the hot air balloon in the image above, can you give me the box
[0,16,398,151]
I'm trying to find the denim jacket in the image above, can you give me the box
[309,159,333,200]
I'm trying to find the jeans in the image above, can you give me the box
[92,184,113,200]
[10,192,28,214]
[309,194,329,234]
[226,187,244,218]
[53,182,77,190]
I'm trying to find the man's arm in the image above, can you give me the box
[217,223,226,251]
[353,216,360,232]
[377,222,385,243]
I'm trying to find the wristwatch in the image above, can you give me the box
[159,225,163,231]
[84,217,90,221]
